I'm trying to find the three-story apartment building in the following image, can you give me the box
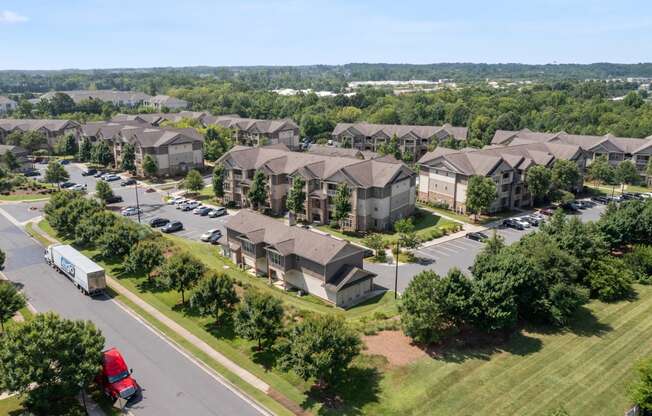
[218,145,416,231]
[211,116,301,149]
[417,141,587,214]
[0,119,81,147]
[331,122,468,158]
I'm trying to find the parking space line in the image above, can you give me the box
[436,245,459,254]
[422,247,450,257]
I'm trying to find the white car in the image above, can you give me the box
[168,196,185,205]
[70,184,87,192]
[174,198,190,208]
[121,206,142,216]
[180,201,200,211]
[208,207,227,218]
[514,218,531,228]
[103,174,120,182]
[200,229,222,242]
[641,193,652,199]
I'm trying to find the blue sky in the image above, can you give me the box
[1,0,651,70]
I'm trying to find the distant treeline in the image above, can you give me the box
[3,63,652,93]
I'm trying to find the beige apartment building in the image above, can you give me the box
[218,144,416,231]
[0,119,81,147]
[417,142,587,214]
[211,115,301,149]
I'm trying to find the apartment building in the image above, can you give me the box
[0,144,31,171]
[82,121,204,176]
[0,119,81,147]
[218,144,416,231]
[39,90,151,107]
[0,96,17,115]
[417,142,587,214]
[492,128,652,182]
[221,210,376,308]
[211,115,300,149]
[111,111,214,127]
[144,95,189,111]
[331,122,468,158]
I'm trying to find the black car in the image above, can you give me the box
[148,217,170,227]
[520,216,541,227]
[502,219,525,230]
[105,195,123,204]
[60,181,75,189]
[161,221,183,233]
[577,200,595,209]
[209,232,222,245]
[466,231,489,242]
[591,196,609,204]
[59,159,70,165]
[22,169,40,177]
[81,168,97,176]
[93,171,105,178]
[622,193,642,201]
[120,178,137,187]
[561,202,580,212]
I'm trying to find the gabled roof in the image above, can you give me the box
[307,144,378,160]
[225,210,364,265]
[332,122,468,141]
[324,266,375,292]
[211,115,298,134]
[0,118,80,133]
[0,96,16,105]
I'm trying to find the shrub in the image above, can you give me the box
[623,245,652,284]
[587,257,634,301]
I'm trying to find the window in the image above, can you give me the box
[242,240,255,254]
[502,172,510,179]
[515,187,521,195]
[501,184,509,192]
[268,251,283,266]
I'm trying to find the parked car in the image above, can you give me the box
[121,207,142,216]
[577,200,595,209]
[591,196,609,204]
[174,198,189,208]
[93,171,106,178]
[520,216,540,227]
[105,195,123,204]
[81,168,97,176]
[161,221,183,233]
[60,181,75,189]
[193,206,212,216]
[22,169,40,177]
[513,218,531,228]
[120,178,136,186]
[180,201,200,211]
[96,348,139,402]
[641,193,652,199]
[59,159,70,165]
[71,184,87,192]
[207,207,227,218]
[168,196,185,205]
[200,229,222,242]
[466,231,489,242]
[539,208,555,216]
[209,232,223,245]
[145,188,156,193]
[502,218,525,230]
[561,202,580,212]
[103,174,120,182]
[148,217,170,228]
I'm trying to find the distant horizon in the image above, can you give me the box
[1,0,652,70]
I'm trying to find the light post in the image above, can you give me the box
[79,381,88,415]
[134,179,141,224]
[394,240,400,300]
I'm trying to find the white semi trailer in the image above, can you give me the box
[44,244,106,296]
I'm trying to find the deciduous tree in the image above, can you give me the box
[212,163,225,199]
[234,291,284,350]
[525,165,552,202]
[190,272,239,324]
[94,179,114,203]
[183,169,204,193]
[124,240,164,278]
[44,160,69,189]
[159,253,205,305]
[247,170,268,210]
[97,219,141,259]
[332,183,352,229]
[143,154,158,177]
[465,176,497,221]
[286,176,305,216]
[551,159,581,192]
[0,281,26,333]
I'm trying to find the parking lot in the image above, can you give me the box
[367,202,607,293]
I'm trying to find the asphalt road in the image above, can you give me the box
[367,203,607,294]
[0,213,264,416]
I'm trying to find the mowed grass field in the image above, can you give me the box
[365,284,652,416]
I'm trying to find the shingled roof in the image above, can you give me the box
[211,115,298,134]
[333,122,468,141]
[0,118,80,133]
[225,210,364,265]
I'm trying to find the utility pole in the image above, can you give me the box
[394,240,400,300]
[135,180,141,224]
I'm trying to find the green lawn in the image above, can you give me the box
[363,285,652,416]
[0,193,50,202]
[585,182,651,196]
[0,395,23,416]
[316,209,459,247]
[418,203,521,225]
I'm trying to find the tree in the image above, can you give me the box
[332,182,352,230]
[587,155,615,187]
[212,164,225,199]
[277,315,361,390]
[551,159,581,192]
[525,165,552,202]
[286,176,305,216]
[363,234,386,261]
[183,169,204,193]
[124,241,164,278]
[234,291,284,350]
[190,272,239,324]
[143,154,158,177]
[466,176,497,221]
[159,253,205,305]
[394,217,421,249]
[247,170,268,210]
[44,160,69,189]
[623,91,644,108]
[97,219,141,259]
[95,180,114,203]
[647,159,652,182]
[91,141,113,167]
[78,138,92,162]
[378,134,402,160]
[0,312,104,413]
[587,257,634,301]
[120,143,136,173]
[0,281,26,333]
[74,210,116,247]
[616,160,640,192]
[629,356,652,413]
[2,150,19,171]
[57,134,78,157]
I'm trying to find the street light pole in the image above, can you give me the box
[394,240,400,300]
[134,180,141,224]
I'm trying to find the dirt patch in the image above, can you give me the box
[362,330,426,366]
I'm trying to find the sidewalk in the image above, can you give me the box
[27,220,274,411]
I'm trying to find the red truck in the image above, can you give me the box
[96,348,139,401]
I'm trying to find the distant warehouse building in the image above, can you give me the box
[221,210,377,308]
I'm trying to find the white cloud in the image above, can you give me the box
[0,10,28,24]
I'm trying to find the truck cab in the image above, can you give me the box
[96,348,139,402]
